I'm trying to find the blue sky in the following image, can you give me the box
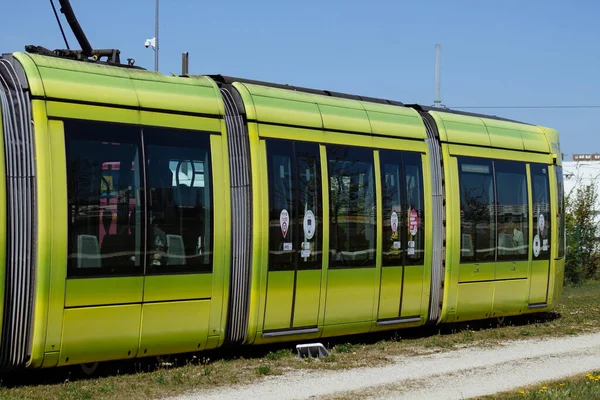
[2,0,598,157]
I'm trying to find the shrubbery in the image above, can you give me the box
[565,179,600,284]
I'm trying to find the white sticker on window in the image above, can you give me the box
[408,248,415,255]
[393,241,401,249]
[533,235,541,257]
[539,214,545,232]
[280,209,289,238]
[283,242,292,251]
[303,210,316,239]
[391,211,398,234]
[301,249,311,258]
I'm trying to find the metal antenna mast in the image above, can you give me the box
[155,0,159,71]
[434,44,444,108]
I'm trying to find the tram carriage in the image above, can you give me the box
[0,49,564,371]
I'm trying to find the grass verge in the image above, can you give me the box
[1,281,599,400]
[477,370,600,399]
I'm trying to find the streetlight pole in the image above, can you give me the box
[154,0,159,72]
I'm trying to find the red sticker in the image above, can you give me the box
[409,209,418,236]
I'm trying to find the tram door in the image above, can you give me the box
[263,140,323,332]
[528,164,552,305]
[377,151,425,322]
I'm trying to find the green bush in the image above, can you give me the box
[565,179,600,284]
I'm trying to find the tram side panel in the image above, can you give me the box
[430,110,558,324]
[232,81,434,343]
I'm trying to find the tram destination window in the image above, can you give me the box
[458,158,495,262]
[266,140,322,271]
[531,164,551,260]
[495,161,528,261]
[65,120,144,277]
[145,128,213,274]
[327,146,376,268]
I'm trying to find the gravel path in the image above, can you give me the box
[171,332,600,400]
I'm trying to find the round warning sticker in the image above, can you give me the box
[280,209,289,238]
[303,210,316,240]
[391,211,399,234]
[533,234,541,257]
[409,209,419,236]
[539,214,545,232]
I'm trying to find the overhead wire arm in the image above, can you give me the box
[49,0,70,50]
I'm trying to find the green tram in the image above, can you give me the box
[0,51,565,371]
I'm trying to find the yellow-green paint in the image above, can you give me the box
[529,260,551,304]
[324,269,377,325]
[257,123,428,153]
[447,143,552,164]
[322,321,372,338]
[401,266,425,317]
[210,133,231,346]
[317,145,331,328]
[459,263,495,282]
[263,271,294,331]
[377,267,403,319]
[46,101,141,125]
[60,305,141,366]
[318,103,371,133]
[41,352,60,369]
[44,120,68,358]
[455,282,494,321]
[143,274,212,302]
[493,280,528,317]
[293,270,322,327]
[496,261,529,280]
[429,110,550,153]
[251,94,323,129]
[29,101,54,368]
[246,132,268,343]
[371,150,385,322]
[65,277,143,307]
[138,300,211,357]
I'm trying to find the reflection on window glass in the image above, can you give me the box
[495,161,528,260]
[65,120,143,277]
[404,152,425,265]
[531,164,551,260]
[266,140,322,271]
[556,166,565,258]
[145,128,213,273]
[458,158,495,262]
[328,146,376,268]
[380,152,403,266]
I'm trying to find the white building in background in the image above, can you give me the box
[563,154,600,198]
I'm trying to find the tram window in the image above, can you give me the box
[404,152,425,265]
[458,158,495,262]
[65,120,143,277]
[556,166,565,258]
[328,146,376,268]
[144,128,213,273]
[380,151,404,266]
[266,140,322,271]
[531,164,551,260]
[495,161,528,261]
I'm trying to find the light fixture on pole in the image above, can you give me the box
[144,0,159,71]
